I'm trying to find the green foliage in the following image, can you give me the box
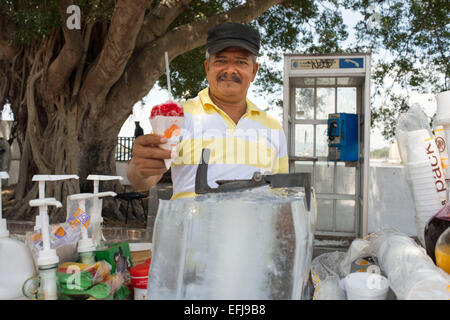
[0,0,115,43]
[0,0,60,43]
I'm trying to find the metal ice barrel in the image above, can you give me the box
[147,186,315,300]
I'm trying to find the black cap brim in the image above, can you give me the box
[207,39,259,56]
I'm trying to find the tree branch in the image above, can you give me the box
[0,11,19,62]
[0,63,8,106]
[79,0,147,109]
[42,0,83,99]
[106,0,282,126]
[135,0,192,50]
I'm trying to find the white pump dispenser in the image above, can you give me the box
[67,191,116,263]
[32,174,79,231]
[28,197,62,300]
[87,174,123,194]
[87,175,121,246]
[67,193,95,255]
[29,198,62,266]
[0,171,10,238]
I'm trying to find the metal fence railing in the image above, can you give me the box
[116,136,134,161]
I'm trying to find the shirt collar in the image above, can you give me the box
[198,87,261,115]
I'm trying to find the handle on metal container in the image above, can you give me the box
[195,148,214,194]
[22,276,41,300]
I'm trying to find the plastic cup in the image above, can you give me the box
[414,199,441,208]
[344,272,389,300]
[408,169,434,176]
[408,168,434,177]
[412,190,440,200]
[412,188,440,198]
[410,175,436,182]
[406,130,432,163]
[409,174,435,183]
[415,211,440,220]
[409,172,435,180]
[415,200,441,208]
[414,203,442,211]
[411,182,436,192]
[406,163,434,179]
[411,187,438,196]
[414,200,441,207]
[415,209,441,218]
[435,90,450,125]
[406,160,432,169]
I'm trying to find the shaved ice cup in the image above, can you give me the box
[150,115,184,169]
[149,102,185,169]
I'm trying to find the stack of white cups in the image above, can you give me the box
[405,129,446,243]
[435,90,450,200]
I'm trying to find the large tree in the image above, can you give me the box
[0,0,349,222]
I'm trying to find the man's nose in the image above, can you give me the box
[222,61,238,73]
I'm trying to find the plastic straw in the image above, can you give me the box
[165,51,172,100]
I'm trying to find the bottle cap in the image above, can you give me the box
[78,238,96,253]
[38,248,59,266]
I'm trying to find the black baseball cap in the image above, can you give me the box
[206,22,261,56]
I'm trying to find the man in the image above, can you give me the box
[134,121,144,138]
[127,22,288,199]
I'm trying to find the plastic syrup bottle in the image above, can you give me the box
[0,172,37,299]
[424,204,450,263]
[28,198,63,300]
[435,226,450,274]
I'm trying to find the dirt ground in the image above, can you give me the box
[1,185,148,229]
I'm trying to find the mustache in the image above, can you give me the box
[217,72,242,83]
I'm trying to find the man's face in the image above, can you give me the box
[204,46,258,101]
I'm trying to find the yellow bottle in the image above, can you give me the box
[435,227,450,274]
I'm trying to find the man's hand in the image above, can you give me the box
[127,134,172,190]
[132,134,172,177]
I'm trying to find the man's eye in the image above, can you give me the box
[238,61,248,65]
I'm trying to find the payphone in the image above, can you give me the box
[283,53,371,238]
[327,113,359,162]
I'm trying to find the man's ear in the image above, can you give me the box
[251,62,259,82]
[204,60,209,79]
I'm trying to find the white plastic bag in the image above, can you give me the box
[26,208,86,265]
[310,251,346,300]
[339,238,371,276]
[367,229,450,300]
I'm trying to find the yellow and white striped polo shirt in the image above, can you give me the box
[170,87,288,199]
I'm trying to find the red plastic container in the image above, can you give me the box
[129,259,151,300]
